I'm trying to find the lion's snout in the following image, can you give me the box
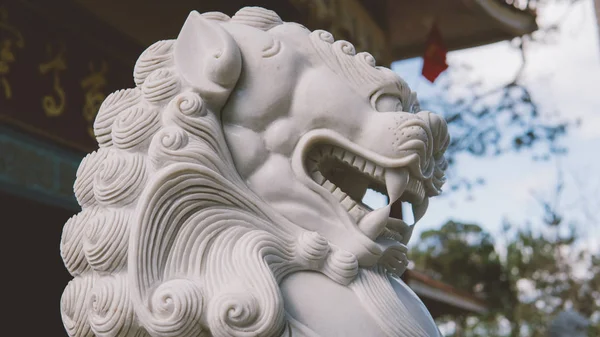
[416,111,450,160]
[385,111,449,163]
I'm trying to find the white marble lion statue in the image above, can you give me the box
[60,7,450,337]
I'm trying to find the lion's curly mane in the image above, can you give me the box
[59,9,368,337]
[59,6,445,337]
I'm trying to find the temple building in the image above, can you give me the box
[0,0,534,335]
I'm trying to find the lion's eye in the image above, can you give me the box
[374,94,403,112]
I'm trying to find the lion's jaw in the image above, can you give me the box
[221,23,449,268]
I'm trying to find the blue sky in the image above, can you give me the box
[367,0,600,253]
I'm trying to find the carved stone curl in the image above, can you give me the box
[62,7,450,337]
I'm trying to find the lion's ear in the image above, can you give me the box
[175,11,241,109]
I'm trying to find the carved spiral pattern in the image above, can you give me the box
[357,52,377,67]
[322,248,359,285]
[334,40,356,56]
[316,30,334,43]
[262,39,282,58]
[202,12,231,22]
[163,92,222,149]
[84,209,130,273]
[208,289,263,337]
[231,7,283,31]
[62,208,98,276]
[155,127,189,151]
[62,275,95,337]
[175,92,206,117]
[134,40,175,86]
[89,275,138,337]
[142,69,180,104]
[93,152,147,206]
[95,89,142,147]
[297,231,329,268]
[112,106,161,150]
[148,127,192,168]
[75,150,108,208]
[309,28,415,104]
[144,279,204,337]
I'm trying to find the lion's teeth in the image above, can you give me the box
[358,205,390,239]
[374,166,385,180]
[332,186,343,199]
[348,204,368,221]
[310,170,325,184]
[332,147,344,159]
[353,156,365,171]
[342,151,354,164]
[332,186,346,201]
[384,168,409,203]
[306,160,318,173]
[306,145,428,231]
[412,198,429,223]
[340,194,355,209]
[320,145,333,156]
[363,161,375,176]
[323,180,336,192]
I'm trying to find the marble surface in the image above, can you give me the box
[60,7,450,336]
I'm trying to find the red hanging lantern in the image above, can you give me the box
[421,23,449,83]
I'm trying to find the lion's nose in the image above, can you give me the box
[415,111,449,159]
[391,114,429,151]
[415,111,450,194]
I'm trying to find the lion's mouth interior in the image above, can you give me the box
[305,144,428,242]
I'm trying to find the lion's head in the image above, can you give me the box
[60,7,449,337]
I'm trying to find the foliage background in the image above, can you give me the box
[389,0,600,335]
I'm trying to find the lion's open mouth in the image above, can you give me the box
[305,144,429,244]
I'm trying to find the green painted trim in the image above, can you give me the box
[0,125,83,211]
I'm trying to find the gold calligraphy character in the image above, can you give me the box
[39,44,67,117]
[81,61,108,138]
[0,7,25,99]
